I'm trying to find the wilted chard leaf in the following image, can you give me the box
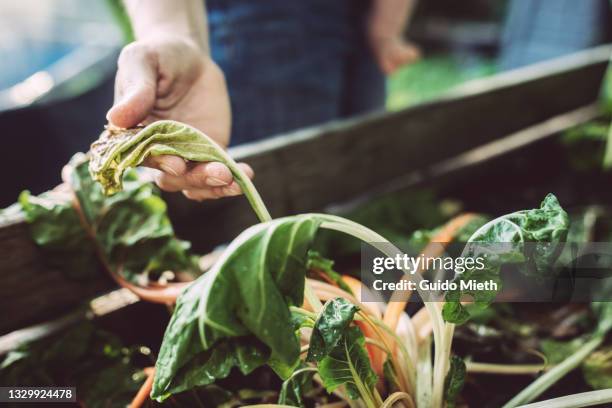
[17,189,97,280]
[14,153,197,283]
[89,120,270,221]
[152,215,321,401]
[69,153,198,282]
[444,194,569,324]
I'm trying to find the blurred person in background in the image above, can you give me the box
[499,0,611,70]
[106,0,419,201]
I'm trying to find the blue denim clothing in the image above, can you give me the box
[499,0,611,70]
[207,0,385,145]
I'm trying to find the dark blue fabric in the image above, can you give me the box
[499,0,611,70]
[207,0,385,145]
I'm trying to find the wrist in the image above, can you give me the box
[137,28,208,53]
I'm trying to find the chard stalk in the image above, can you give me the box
[503,335,604,408]
[515,388,612,408]
[416,336,433,408]
[318,214,447,405]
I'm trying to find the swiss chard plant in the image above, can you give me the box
[84,120,581,407]
[15,152,198,285]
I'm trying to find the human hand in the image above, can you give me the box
[369,36,420,75]
[368,0,420,75]
[106,35,253,201]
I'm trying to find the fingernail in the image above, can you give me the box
[159,163,179,176]
[206,177,228,187]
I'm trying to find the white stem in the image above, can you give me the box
[416,336,433,408]
[503,335,604,408]
[515,389,612,408]
[466,362,548,375]
[317,214,448,405]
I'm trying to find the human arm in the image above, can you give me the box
[106,0,252,201]
[368,0,420,75]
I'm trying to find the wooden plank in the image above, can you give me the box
[168,45,611,251]
[0,45,609,334]
[0,217,113,334]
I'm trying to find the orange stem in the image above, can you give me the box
[383,213,479,333]
[70,191,190,305]
[130,367,155,408]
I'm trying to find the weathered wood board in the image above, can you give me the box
[0,45,610,335]
[168,45,612,251]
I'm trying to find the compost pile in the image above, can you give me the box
[2,120,612,408]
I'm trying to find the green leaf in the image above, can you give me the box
[162,337,269,398]
[540,337,586,365]
[14,153,197,283]
[18,189,98,280]
[278,366,315,407]
[383,358,401,393]
[443,355,466,408]
[592,279,612,335]
[318,326,378,400]
[443,194,569,324]
[0,322,146,408]
[582,346,612,390]
[307,298,358,362]
[89,123,227,195]
[70,154,198,282]
[314,190,449,258]
[307,250,353,295]
[152,215,321,401]
[89,120,270,221]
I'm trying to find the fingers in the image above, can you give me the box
[375,39,420,75]
[144,155,188,177]
[390,41,420,71]
[107,42,158,128]
[153,159,254,201]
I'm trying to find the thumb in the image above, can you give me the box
[107,44,158,128]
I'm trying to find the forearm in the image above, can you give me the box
[369,0,417,40]
[122,0,209,52]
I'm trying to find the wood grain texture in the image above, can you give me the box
[168,45,611,251]
[0,218,113,334]
[0,45,609,334]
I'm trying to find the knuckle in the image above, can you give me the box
[118,42,156,66]
[182,190,202,202]
[155,176,173,191]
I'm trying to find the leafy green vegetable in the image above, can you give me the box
[70,153,198,282]
[18,189,97,280]
[152,215,321,401]
[16,153,198,283]
[307,250,353,295]
[318,326,378,400]
[89,120,270,221]
[504,281,612,408]
[0,322,147,408]
[583,346,612,389]
[444,194,569,324]
[314,190,450,258]
[540,337,586,364]
[383,358,401,393]
[278,366,316,407]
[306,298,358,362]
[443,355,466,408]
